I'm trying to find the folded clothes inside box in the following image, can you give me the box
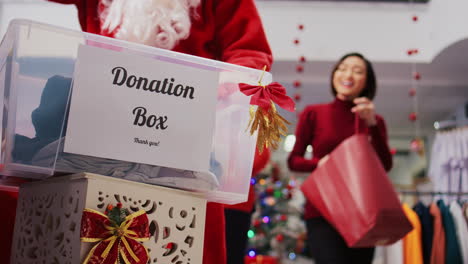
[11,75,220,190]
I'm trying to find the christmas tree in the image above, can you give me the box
[246,163,309,263]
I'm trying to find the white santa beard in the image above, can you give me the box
[100,0,198,50]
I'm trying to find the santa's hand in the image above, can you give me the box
[351,97,377,126]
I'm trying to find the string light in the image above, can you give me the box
[289,179,296,187]
[274,190,282,198]
[265,197,276,206]
[289,253,297,260]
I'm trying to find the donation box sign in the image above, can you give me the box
[64,45,218,172]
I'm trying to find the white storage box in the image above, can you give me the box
[10,173,207,264]
[0,19,272,204]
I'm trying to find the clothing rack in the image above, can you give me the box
[434,119,468,130]
[397,190,468,203]
[397,190,468,196]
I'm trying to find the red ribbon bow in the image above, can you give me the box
[239,82,295,112]
[80,209,150,264]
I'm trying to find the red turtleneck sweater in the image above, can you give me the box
[288,98,393,219]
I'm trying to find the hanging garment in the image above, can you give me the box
[428,133,447,200]
[428,129,468,202]
[464,203,468,226]
[380,240,403,264]
[413,201,433,264]
[402,204,423,264]
[430,202,445,264]
[437,200,463,264]
[449,201,468,263]
[458,128,468,201]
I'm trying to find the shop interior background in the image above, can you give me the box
[1,0,467,263]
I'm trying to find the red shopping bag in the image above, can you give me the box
[300,121,412,248]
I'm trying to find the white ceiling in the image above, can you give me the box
[272,37,468,137]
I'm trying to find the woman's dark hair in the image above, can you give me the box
[330,52,377,100]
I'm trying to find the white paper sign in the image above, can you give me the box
[64,45,218,172]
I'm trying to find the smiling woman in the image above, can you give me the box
[288,52,393,264]
[332,56,367,99]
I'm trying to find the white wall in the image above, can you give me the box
[256,0,468,63]
[0,2,80,37]
[2,0,467,64]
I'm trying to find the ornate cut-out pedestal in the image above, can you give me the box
[10,173,207,264]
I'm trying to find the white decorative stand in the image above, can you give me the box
[10,173,207,264]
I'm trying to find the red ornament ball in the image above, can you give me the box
[276,234,284,242]
[280,214,288,221]
[293,38,300,45]
[293,80,302,88]
[253,219,262,227]
[407,49,419,56]
[410,138,424,153]
[294,94,301,102]
[266,187,274,195]
[412,16,418,22]
[299,56,306,63]
[298,24,304,31]
[296,65,304,73]
[413,72,421,80]
[409,88,416,97]
[409,112,418,122]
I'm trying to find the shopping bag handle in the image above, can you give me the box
[354,114,369,135]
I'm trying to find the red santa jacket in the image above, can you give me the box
[48,0,272,70]
[45,1,273,264]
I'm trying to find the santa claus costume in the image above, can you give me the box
[0,0,272,263]
[225,147,270,264]
[0,185,20,263]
